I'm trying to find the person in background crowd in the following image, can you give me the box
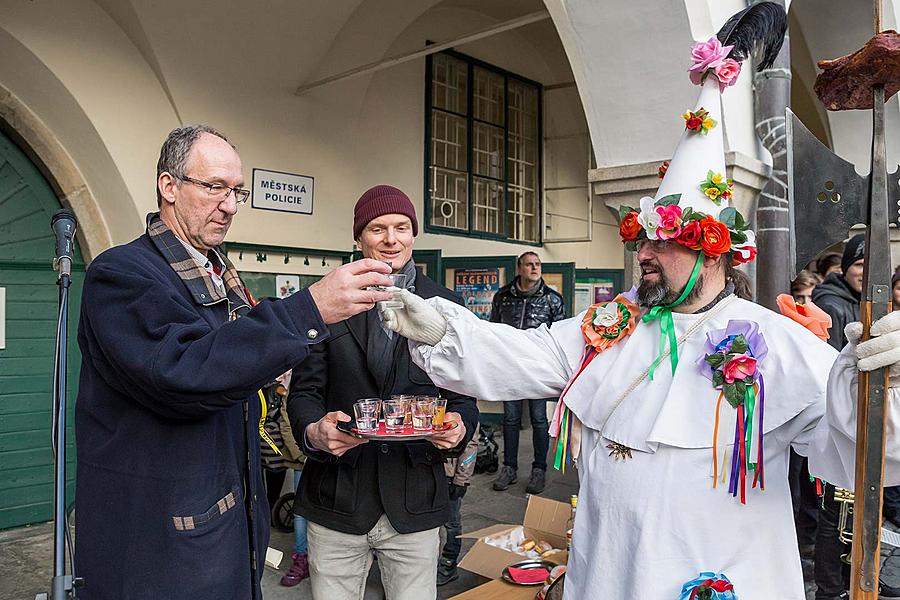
[73,125,394,600]
[811,236,864,600]
[437,425,480,587]
[787,269,825,559]
[258,370,313,588]
[893,271,900,311]
[815,252,843,282]
[288,185,479,600]
[489,252,566,494]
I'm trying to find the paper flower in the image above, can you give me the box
[700,171,732,206]
[775,294,832,342]
[698,320,768,408]
[619,211,642,241]
[689,37,733,85]
[679,572,737,600]
[637,196,661,239]
[683,107,717,135]
[655,204,683,240]
[658,160,670,178]
[581,294,639,352]
[699,218,731,257]
[714,58,742,90]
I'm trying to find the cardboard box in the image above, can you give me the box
[448,578,540,600]
[457,495,570,581]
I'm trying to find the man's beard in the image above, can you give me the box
[637,262,705,308]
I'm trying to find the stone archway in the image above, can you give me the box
[0,84,111,262]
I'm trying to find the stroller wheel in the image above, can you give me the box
[272,492,295,533]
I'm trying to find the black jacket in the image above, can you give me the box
[812,271,860,351]
[490,276,566,330]
[288,269,479,535]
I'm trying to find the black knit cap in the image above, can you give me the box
[841,233,866,274]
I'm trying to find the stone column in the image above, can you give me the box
[753,0,792,309]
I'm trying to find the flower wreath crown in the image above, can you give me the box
[617,192,756,264]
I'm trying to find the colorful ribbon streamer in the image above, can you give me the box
[642,253,704,380]
[711,375,765,504]
[551,347,599,473]
[257,389,282,456]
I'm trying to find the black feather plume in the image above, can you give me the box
[716,1,788,71]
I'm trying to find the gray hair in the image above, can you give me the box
[155,124,230,206]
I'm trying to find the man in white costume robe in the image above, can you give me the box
[379,6,900,598]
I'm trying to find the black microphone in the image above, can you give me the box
[51,209,77,277]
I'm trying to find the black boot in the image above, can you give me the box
[525,467,546,495]
[437,557,459,586]
[492,466,518,491]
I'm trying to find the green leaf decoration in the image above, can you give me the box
[705,352,726,369]
[731,230,748,244]
[724,383,743,408]
[730,334,748,354]
[618,205,634,222]
[696,588,713,600]
[625,241,638,251]
[712,369,725,388]
[707,169,715,180]
[734,210,746,230]
[718,207,737,228]
[681,207,693,221]
[654,193,681,207]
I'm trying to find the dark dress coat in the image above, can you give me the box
[288,269,479,535]
[74,220,329,600]
[490,276,566,330]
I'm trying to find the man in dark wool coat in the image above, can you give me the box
[74,125,393,600]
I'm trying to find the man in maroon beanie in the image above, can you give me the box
[287,185,479,600]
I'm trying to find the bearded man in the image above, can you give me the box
[376,24,900,600]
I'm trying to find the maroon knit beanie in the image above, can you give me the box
[353,185,419,239]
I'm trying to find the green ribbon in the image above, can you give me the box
[642,253,704,380]
[744,384,756,471]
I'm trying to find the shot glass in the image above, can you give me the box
[391,394,414,426]
[412,398,435,431]
[383,398,407,431]
[353,398,380,432]
[432,398,448,429]
[378,273,407,310]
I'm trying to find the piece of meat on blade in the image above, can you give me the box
[815,30,900,110]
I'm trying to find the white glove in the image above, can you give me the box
[850,311,900,381]
[379,288,448,347]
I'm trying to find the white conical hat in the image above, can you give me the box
[654,77,727,219]
[617,35,755,264]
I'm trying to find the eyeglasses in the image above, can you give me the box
[178,175,250,205]
[636,239,671,253]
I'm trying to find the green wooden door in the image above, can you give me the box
[0,129,84,530]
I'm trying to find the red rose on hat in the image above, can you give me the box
[678,219,704,250]
[619,211,642,241]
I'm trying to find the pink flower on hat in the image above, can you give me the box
[689,37,733,85]
[714,58,742,91]
[655,204,683,240]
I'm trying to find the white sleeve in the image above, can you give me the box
[408,297,583,401]
[797,341,900,488]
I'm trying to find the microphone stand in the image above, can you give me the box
[36,254,80,600]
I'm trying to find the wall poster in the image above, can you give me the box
[453,267,501,320]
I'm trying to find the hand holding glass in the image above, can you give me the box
[353,399,380,432]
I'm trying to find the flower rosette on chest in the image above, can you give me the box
[581,294,640,352]
[697,320,769,503]
[699,320,768,407]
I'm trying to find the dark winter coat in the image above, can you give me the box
[74,216,329,600]
[288,269,479,535]
[490,276,566,330]
[812,271,860,351]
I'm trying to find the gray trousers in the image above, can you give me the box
[307,514,440,600]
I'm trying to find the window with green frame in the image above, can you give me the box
[426,51,542,243]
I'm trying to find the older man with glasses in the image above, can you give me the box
[73,125,394,600]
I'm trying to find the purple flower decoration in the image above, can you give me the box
[622,285,638,304]
[696,320,768,381]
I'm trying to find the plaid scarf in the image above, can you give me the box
[146,213,251,318]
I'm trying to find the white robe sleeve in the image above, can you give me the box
[792,341,900,488]
[408,297,584,401]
